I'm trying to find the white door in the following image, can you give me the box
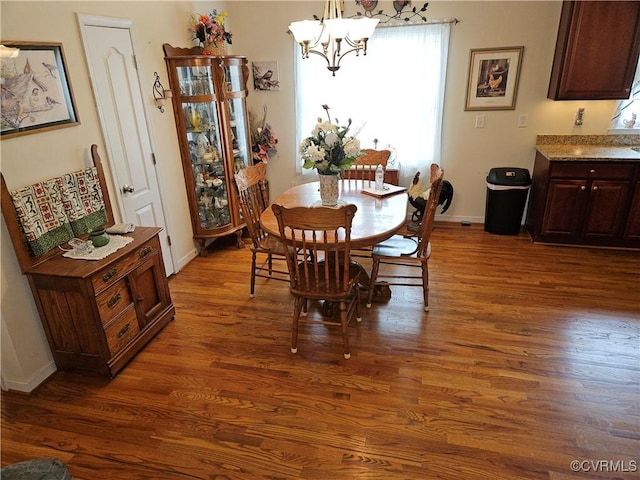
[77,15,175,275]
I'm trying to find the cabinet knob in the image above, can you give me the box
[593,186,598,191]
[580,186,586,190]
[589,169,596,174]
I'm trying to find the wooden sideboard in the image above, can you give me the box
[24,227,175,377]
[1,146,175,378]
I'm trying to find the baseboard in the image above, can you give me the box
[176,248,198,272]
[1,361,57,393]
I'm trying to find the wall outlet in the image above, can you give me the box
[475,115,485,128]
[517,114,528,128]
[575,108,585,126]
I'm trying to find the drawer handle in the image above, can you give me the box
[107,292,122,308]
[102,268,118,282]
[117,323,131,338]
[589,169,596,174]
[139,246,153,258]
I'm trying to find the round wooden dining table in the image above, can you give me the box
[260,179,408,248]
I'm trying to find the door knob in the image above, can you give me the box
[122,184,135,193]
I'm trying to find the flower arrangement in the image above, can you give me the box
[189,9,233,47]
[300,105,363,175]
[249,106,278,164]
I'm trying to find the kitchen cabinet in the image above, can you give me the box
[526,152,639,248]
[548,1,640,100]
[624,180,640,240]
[163,44,251,255]
[26,227,175,377]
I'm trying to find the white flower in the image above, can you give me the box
[301,105,364,174]
[324,131,339,147]
[307,144,326,161]
[343,137,361,157]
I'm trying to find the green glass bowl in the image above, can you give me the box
[88,229,110,247]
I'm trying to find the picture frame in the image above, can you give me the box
[1,42,80,139]
[252,61,280,91]
[465,46,524,111]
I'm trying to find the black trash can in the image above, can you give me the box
[484,167,531,235]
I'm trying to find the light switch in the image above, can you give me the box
[517,114,528,128]
[475,115,485,128]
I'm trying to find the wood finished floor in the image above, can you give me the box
[2,223,639,480]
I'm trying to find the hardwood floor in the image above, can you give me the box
[2,223,639,479]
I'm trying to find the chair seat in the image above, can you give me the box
[373,235,431,259]
[256,233,287,254]
[291,261,361,299]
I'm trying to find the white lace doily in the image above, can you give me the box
[63,235,134,260]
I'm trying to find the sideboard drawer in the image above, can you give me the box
[96,278,134,326]
[105,307,140,356]
[91,236,160,293]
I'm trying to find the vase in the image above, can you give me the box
[202,42,227,56]
[318,174,340,207]
[188,106,201,132]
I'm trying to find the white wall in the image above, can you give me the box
[0,0,622,391]
[231,1,619,223]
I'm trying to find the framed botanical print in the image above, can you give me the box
[1,41,80,139]
[465,46,524,111]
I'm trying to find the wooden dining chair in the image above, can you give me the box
[234,163,289,297]
[271,203,362,359]
[343,149,391,183]
[366,165,445,312]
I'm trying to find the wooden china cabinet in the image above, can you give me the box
[163,44,252,255]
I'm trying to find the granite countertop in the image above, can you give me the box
[536,135,640,161]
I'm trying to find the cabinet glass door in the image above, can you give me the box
[183,100,231,230]
[224,63,250,173]
[177,65,214,96]
[228,97,250,172]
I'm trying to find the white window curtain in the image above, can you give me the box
[294,22,451,185]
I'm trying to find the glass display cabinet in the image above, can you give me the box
[163,44,251,255]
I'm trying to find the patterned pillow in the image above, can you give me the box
[10,179,74,257]
[57,167,108,236]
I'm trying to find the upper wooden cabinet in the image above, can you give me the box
[548,1,640,100]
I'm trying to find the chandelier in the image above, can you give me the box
[288,0,379,76]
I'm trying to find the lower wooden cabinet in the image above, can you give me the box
[26,227,175,377]
[625,180,640,240]
[526,153,640,248]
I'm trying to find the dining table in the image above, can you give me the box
[259,179,408,249]
[260,179,408,313]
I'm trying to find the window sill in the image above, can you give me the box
[608,127,640,135]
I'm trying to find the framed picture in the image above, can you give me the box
[252,61,280,91]
[465,46,524,111]
[1,42,80,139]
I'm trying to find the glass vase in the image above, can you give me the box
[318,173,340,207]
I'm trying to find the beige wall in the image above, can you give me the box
[0,0,622,390]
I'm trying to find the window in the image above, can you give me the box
[294,22,451,184]
[610,57,640,132]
